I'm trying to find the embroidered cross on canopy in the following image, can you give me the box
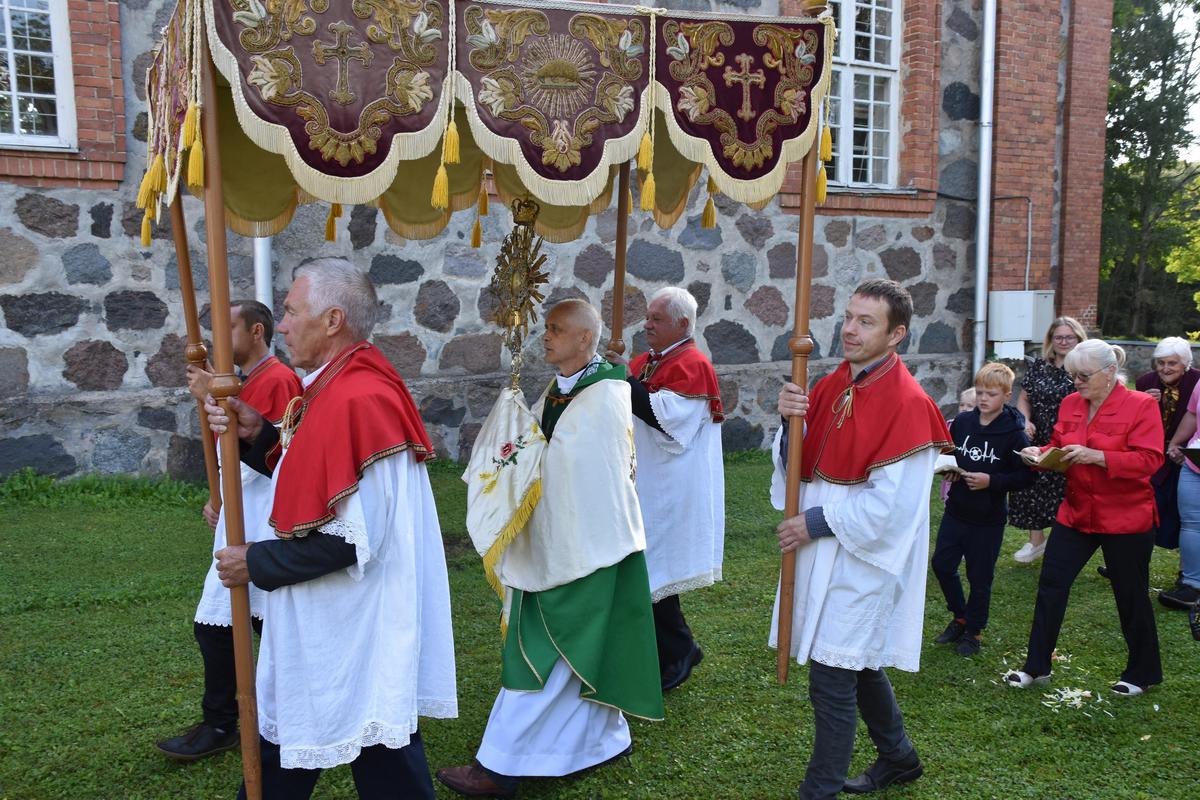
[142,0,833,243]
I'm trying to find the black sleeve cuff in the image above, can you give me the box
[805,506,835,539]
[246,530,358,591]
[240,424,280,477]
[627,376,665,434]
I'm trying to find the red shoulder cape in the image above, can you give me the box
[241,356,302,424]
[800,353,952,484]
[629,340,724,422]
[268,342,433,537]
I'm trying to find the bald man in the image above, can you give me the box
[437,300,663,798]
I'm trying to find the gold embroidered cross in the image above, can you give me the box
[723,53,766,122]
[313,21,373,106]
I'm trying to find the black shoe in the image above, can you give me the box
[955,634,981,656]
[934,619,966,645]
[843,751,924,794]
[156,722,238,762]
[1097,566,1110,579]
[1189,604,1200,641]
[1158,584,1200,610]
[661,645,704,691]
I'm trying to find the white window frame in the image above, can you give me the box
[0,0,77,151]
[825,0,901,189]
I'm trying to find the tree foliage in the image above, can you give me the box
[1099,0,1200,337]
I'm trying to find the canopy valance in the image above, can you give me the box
[142,0,834,242]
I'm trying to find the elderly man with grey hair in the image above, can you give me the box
[607,286,725,691]
[1135,336,1200,607]
[205,258,457,799]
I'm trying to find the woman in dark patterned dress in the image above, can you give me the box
[1010,317,1087,562]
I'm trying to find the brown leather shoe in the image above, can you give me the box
[435,764,516,798]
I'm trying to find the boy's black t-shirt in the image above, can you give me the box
[945,404,1036,525]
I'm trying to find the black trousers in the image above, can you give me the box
[930,513,1005,634]
[195,618,263,730]
[652,594,696,673]
[1023,523,1162,687]
[236,733,436,800]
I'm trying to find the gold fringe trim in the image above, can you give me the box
[445,118,461,165]
[471,216,482,247]
[820,126,833,162]
[701,194,716,228]
[226,199,299,238]
[331,202,343,218]
[140,209,152,246]
[477,183,489,216]
[649,163,703,230]
[637,130,653,171]
[325,205,338,241]
[182,102,198,149]
[816,164,827,204]
[639,171,656,211]
[480,478,543,608]
[626,186,633,216]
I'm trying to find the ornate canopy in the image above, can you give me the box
[142,0,834,242]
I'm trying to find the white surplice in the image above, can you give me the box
[194,455,274,625]
[634,390,724,600]
[767,427,935,672]
[476,659,630,777]
[255,368,457,769]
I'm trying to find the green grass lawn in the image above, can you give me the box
[2,456,1198,799]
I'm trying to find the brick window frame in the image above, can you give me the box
[778,0,940,217]
[0,0,124,188]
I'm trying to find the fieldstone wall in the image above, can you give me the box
[0,0,983,479]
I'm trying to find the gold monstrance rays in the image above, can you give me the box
[489,198,550,389]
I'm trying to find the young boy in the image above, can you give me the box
[932,363,1035,656]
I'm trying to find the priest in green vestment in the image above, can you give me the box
[438,299,663,798]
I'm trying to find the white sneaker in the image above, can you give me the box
[1003,670,1051,689]
[1014,541,1047,563]
[1111,681,1144,697]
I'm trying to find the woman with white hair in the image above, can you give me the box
[1134,339,1200,606]
[1006,339,1164,696]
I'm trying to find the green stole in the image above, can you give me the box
[500,360,665,721]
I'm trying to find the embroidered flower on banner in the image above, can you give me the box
[618,28,644,59]
[600,82,635,122]
[478,75,518,116]
[467,19,500,51]
[393,69,434,113]
[666,32,690,61]
[477,426,545,495]
[677,84,711,122]
[412,10,441,44]
[233,0,267,29]
[248,55,294,102]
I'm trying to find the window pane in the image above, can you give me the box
[827,70,841,179]
[872,101,887,130]
[17,93,56,135]
[0,93,13,134]
[872,157,887,184]
[854,73,869,101]
[11,0,51,11]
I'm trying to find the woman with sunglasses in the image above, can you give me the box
[1006,339,1164,696]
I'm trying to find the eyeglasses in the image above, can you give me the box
[1052,335,1079,343]
[1070,369,1100,383]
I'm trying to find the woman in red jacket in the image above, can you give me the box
[1005,339,1164,696]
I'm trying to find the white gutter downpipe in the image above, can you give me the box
[253,236,274,351]
[973,0,998,375]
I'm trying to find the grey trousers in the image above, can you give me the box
[798,661,915,800]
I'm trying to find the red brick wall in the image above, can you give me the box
[0,0,125,189]
[778,0,941,216]
[1057,0,1111,327]
[988,0,1062,294]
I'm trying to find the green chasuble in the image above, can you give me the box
[500,360,665,721]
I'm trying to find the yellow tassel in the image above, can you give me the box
[325,206,337,241]
[332,202,343,218]
[140,209,152,246]
[637,130,653,171]
[707,175,718,194]
[471,217,482,248]
[182,102,198,149]
[640,171,656,211]
[187,132,205,190]
[150,153,166,193]
[445,118,460,165]
[431,164,449,209]
[477,185,489,216]
[136,167,154,209]
[820,127,833,162]
[702,195,716,229]
[626,186,633,215]
[816,165,828,204]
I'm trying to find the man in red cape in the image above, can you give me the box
[206,259,457,799]
[158,299,302,762]
[771,279,952,800]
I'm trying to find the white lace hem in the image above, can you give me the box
[320,516,370,581]
[263,719,415,770]
[806,644,920,674]
[418,697,459,719]
[193,611,263,627]
[650,570,722,602]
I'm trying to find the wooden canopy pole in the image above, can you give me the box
[777,142,820,685]
[608,161,631,355]
[200,47,262,799]
[167,192,221,514]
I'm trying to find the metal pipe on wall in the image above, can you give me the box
[253,236,274,352]
[972,0,998,375]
